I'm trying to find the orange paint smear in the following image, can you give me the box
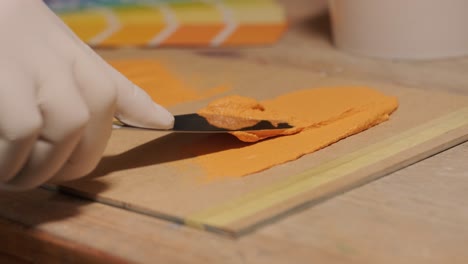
[109,59,229,107]
[186,87,398,179]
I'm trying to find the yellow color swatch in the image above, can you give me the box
[102,6,166,46]
[61,10,108,41]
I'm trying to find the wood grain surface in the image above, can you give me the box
[1,0,468,263]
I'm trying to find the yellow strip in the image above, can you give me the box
[187,107,468,227]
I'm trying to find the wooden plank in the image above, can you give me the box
[54,50,468,235]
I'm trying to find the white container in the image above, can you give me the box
[328,0,468,60]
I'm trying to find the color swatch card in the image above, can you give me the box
[47,0,288,47]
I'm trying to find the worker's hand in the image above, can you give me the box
[0,1,174,191]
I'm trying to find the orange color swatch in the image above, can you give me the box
[108,59,229,107]
[185,87,398,180]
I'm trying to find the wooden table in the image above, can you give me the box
[2,1,468,263]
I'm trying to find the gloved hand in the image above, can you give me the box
[0,1,174,191]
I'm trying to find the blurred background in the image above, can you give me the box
[44,0,306,48]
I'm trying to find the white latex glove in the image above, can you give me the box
[0,1,174,191]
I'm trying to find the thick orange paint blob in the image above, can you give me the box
[109,59,229,107]
[197,95,302,142]
[198,95,267,129]
[186,87,398,179]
